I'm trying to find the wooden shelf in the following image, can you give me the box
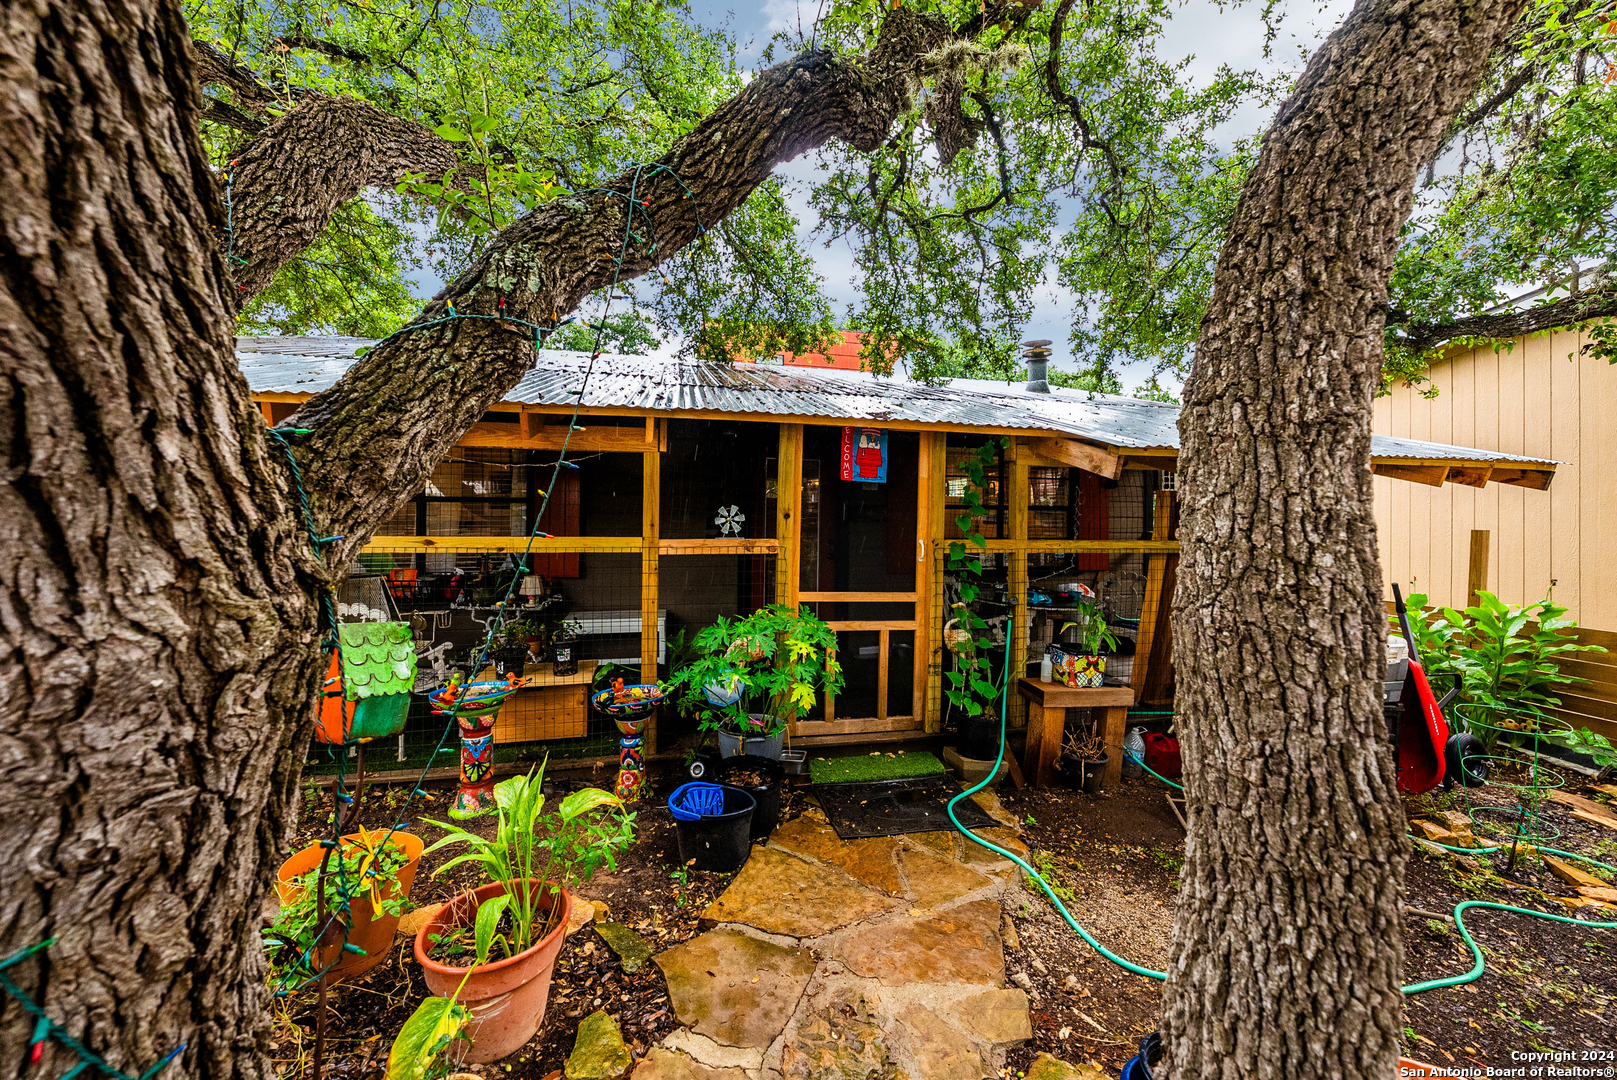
[476,660,598,688]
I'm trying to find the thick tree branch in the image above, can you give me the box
[224,96,478,299]
[1393,283,1617,354]
[290,9,955,557]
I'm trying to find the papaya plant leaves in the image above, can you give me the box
[559,787,621,822]
[386,995,472,1080]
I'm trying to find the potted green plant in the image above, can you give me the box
[268,827,426,983]
[1056,590,1119,688]
[414,760,635,1061]
[664,604,844,760]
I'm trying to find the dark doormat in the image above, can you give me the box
[811,775,1000,839]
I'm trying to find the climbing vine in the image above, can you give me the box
[943,438,1007,720]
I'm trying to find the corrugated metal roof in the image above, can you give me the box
[236,336,1554,466]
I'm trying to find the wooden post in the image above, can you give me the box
[641,420,660,753]
[1131,490,1177,699]
[915,433,937,722]
[921,433,947,731]
[775,424,803,608]
[1467,529,1490,609]
[1007,442,1030,730]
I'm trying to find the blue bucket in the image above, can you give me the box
[668,782,726,821]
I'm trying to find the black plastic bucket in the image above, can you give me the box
[715,755,785,840]
[962,715,1000,761]
[674,785,755,872]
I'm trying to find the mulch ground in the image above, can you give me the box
[273,758,1617,1080]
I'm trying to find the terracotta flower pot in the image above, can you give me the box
[276,830,424,982]
[414,879,573,1063]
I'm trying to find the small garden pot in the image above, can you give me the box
[276,830,424,983]
[673,785,755,872]
[716,716,785,760]
[414,879,573,1063]
[1080,753,1110,795]
[1054,649,1105,688]
[715,755,785,839]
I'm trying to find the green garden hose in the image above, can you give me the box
[944,628,1617,993]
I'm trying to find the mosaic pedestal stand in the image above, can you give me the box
[591,684,668,804]
[430,680,523,821]
[615,718,648,802]
[453,714,499,819]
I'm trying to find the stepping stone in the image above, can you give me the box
[769,816,906,895]
[659,1031,765,1073]
[596,922,654,973]
[947,989,1032,1048]
[1025,1052,1109,1080]
[897,847,992,907]
[566,1011,632,1080]
[899,1005,985,1080]
[780,990,891,1080]
[905,830,959,858]
[632,1049,748,1080]
[654,928,816,1049]
[699,847,899,937]
[971,791,1019,829]
[834,900,1004,986]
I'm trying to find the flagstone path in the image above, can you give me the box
[640,793,1037,1080]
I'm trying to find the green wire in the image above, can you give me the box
[944,618,1617,992]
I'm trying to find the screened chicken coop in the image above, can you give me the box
[238,336,1558,778]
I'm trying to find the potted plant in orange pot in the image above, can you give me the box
[415,760,635,1062]
[269,827,425,983]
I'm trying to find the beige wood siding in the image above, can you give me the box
[1374,324,1616,627]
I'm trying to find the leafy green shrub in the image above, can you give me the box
[1395,589,1606,748]
[945,438,1007,720]
[663,604,844,736]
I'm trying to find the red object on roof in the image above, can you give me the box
[753,330,868,371]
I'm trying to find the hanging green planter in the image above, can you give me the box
[316,623,417,744]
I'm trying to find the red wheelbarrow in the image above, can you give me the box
[1389,585,1487,794]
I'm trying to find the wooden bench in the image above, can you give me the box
[1016,679,1135,788]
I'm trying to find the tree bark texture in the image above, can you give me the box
[1164,0,1526,1076]
[0,0,963,1071]
[1,0,329,1075]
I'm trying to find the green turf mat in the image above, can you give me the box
[809,750,946,785]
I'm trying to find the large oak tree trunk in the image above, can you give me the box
[1164,0,1526,1076]
[0,0,324,1075]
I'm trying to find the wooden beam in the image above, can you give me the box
[459,422,656,453]
[361,535,639,553]
[775,424,804,607]
[1467,530,1490,609]
[1372,463,1450,487]
[822,620,917,632]
[789,715,921,738]
[876,628,890,722]
[922,432,947,733]
[799,591,919,603]
[1491,468,1555,490]
[1027,437,1122,480]
[981,539,1180,553]
[1007,444,1030,730]
[659,538,779,555]
[641,443,660,752]
[1447,466,1493,488]
[1120,454,1179,470]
